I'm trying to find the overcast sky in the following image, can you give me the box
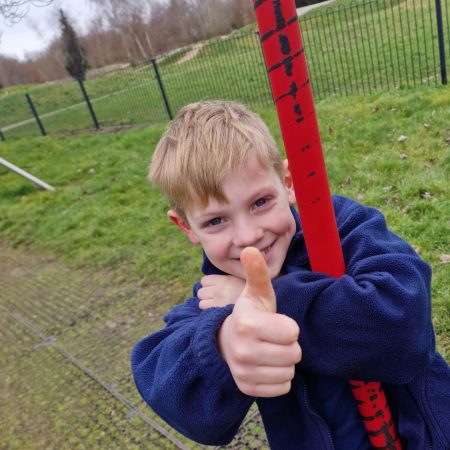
[0,1,327,61]
[0,0,94,60]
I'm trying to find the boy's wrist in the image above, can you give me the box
[192,305,235,381]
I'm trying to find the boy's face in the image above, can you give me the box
[169,157,297,280]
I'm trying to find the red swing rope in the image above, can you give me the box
[252,1,401,448]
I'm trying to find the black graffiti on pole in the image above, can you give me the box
[275,80,298,100]
[271,33,304,77]
[268,48,304,77]
[255,0,298,43]
[300,144,311,152]
[293,103,304,123]
[254,1,307,124]
[254,1,401,445]
[275,78,309,108]
[259,15,298,42]
[349,382,399,450]
[253,0,267,9]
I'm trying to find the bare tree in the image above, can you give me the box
[0,0,52,27]
[86,0,153,61]
[32,37,66,80]
[0,0,257,86]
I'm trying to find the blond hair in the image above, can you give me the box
[149,100,284,219]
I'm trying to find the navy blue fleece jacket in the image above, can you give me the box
[131,196,450,449]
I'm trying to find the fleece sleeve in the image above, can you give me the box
[130,298,253,445]
[273,196,435,384]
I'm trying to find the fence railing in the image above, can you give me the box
[302,0,449,96]
[0,0,448,140]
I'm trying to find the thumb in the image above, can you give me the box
[240,247,276,313]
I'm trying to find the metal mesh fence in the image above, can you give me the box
[0,0,448,140]
[84,62,169,126]
[1,313,186,449]
[156,32,272,114]
[0,242,269,449]
[301,0,448,97]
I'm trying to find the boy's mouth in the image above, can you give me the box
[261,242,274,256]
[234,242,274,261]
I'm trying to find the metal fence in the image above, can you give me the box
[0,0,448,140]
[302,0,449,96]
[1,1,449,448]
[1,242,269,449]
[0,32,271,140]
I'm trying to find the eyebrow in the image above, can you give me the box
[191,204,230,223]
[192,183,278,221]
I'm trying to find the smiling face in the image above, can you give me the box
[168,158,297,280]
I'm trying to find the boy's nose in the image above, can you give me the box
[232,221,264,248]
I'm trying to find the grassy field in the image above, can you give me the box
[0,31,271,139]
[1,85,449,358]
[1,2,449,447]
[301,0,450,94]
[1,0,448,139]
[1,83,449,448]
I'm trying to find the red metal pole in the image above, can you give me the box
[252,1,401,448]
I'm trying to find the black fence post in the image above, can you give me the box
[435,0,448,85]
[25,93,46,136]
[151,59,173,120]
[0,130,5,141]
[77,77,100,129]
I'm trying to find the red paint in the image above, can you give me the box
[253,1,401,448]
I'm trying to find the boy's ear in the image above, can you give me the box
[167,210,200,245]
[283,160,296,205]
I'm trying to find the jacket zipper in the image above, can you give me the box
[302,382,335,449]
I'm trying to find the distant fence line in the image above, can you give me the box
[0,0,448,140]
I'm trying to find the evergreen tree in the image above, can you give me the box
[59,9,88,81]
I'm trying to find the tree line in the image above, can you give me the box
[0,0,255,87]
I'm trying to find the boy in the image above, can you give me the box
[131,100,450,449]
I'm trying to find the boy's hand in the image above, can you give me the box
[198,275,245,309]
[217,247,301,398]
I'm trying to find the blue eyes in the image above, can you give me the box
[205,198,269,228]
[209,217,223,226]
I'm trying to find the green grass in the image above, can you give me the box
[0,64,171,138]
[0,30,270,138]
[0,85,449,357]
[1,0,448,139]
[301,0,449,95]
[1,3,448,445]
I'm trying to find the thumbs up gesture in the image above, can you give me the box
[217,247,302,397]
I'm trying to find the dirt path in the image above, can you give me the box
[176,44,203,65]
[0,242,265,449]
